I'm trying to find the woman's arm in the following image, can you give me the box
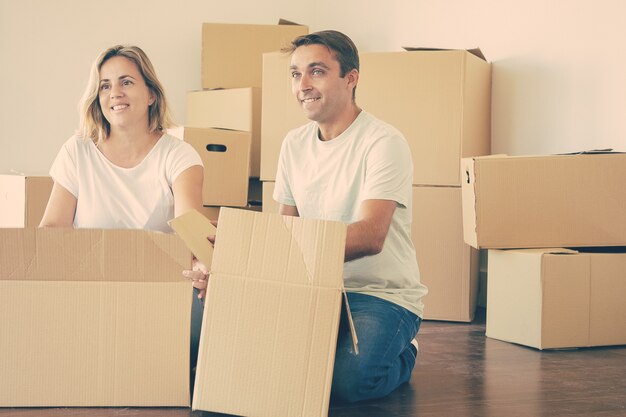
[39,182,77,227]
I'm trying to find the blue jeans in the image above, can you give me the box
[332,292,421,403]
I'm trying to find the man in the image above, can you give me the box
[274,30,428,403]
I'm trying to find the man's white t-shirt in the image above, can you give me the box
[50,133,202,232]
[273,111,427,317]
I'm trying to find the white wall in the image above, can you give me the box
[2,0,625,174]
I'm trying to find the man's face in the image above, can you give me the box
[289,44,355,125]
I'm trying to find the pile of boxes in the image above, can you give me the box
[462,152,626,349]
[173,21,308,220]
[261,47,493,322]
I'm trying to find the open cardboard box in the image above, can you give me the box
[0,228,192,406]
[170,208,354,417]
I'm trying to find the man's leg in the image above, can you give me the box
[331,292,421,403]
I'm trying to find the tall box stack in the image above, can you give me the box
[184,21,308,218]
[359,49,492,322]
[260,49,492,321]
[461,152,626,349]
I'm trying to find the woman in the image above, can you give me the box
[40,44,203,230]
[40,44,207,370]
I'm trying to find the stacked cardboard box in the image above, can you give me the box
[181,21,307,216]
[260,48,492,322]
[462,152,626,349]
[0,175,52,227]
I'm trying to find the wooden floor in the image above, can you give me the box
[3,308,626,417]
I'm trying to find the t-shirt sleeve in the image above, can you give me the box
[273,133,296,207]
[49,137,79,198]
[362,133,413,208]
[166,138,204,185]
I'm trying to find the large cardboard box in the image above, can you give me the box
[0,228,192,406]
[170,126,251,207]
[260,52,309,181]
[487,248,626,350]
[171,208,348,417]
[412,186,479,322]
[202,21,308,89]
[0,175,53,227]
[186,88,261,177]
[461,153,626,249]
[358,49,491,186]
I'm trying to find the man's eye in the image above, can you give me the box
[291,72,301,79]
[312,69,323,76]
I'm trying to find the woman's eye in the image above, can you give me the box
[100,84,110,91]
[122,79,133,86]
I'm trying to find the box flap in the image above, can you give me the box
[169,209,217,268]
[192,208,348,416]
[0,228,190,282]
[278,18,305,26]
[402,46,486,61]
[212,208,346,288]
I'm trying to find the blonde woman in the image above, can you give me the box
[40,45,206,370]
[41,45,203,230]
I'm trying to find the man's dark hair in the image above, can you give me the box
[283,30,359,99]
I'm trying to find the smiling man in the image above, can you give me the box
[273,31,428,403]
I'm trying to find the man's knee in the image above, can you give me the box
[331,365,367,403]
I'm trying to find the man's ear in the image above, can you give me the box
[346,68,359,89]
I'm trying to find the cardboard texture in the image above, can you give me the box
[358,50,491,186]
[202,22,308,89]
[461,153,626,249]
[260,51,310,181]
[487,248,626,350]
[0,228,192,406]
[262,180,279,214]
[0,175,53,227]
[173,208,347,417]
[170,127,251,206]
[412,186,479,322]
[186,87,261,177]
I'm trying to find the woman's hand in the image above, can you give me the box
[183,257,209,299]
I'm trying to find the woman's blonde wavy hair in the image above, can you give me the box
[78,45,174,144]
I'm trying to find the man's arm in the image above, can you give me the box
[345,199,396,262]
[279,204,299,217]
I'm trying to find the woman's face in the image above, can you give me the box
[98,56,154,132]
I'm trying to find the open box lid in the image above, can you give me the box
[402,46,486,61]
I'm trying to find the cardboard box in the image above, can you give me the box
[358,49,491,186]
[171,208,348,417]
[260,52,309,181]
[461,153,626,249]
[202,21,308,89]
[198,203,262,222]
[412,186,479,322]
[0,228,192,406]
[487,248,626,349]
[0,175,53,227]
[262,180,279,213]
[170,126,251,207]
[186,88,261,177]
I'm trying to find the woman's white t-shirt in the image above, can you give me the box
[50,133,203,232]
[273,111,427,317]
